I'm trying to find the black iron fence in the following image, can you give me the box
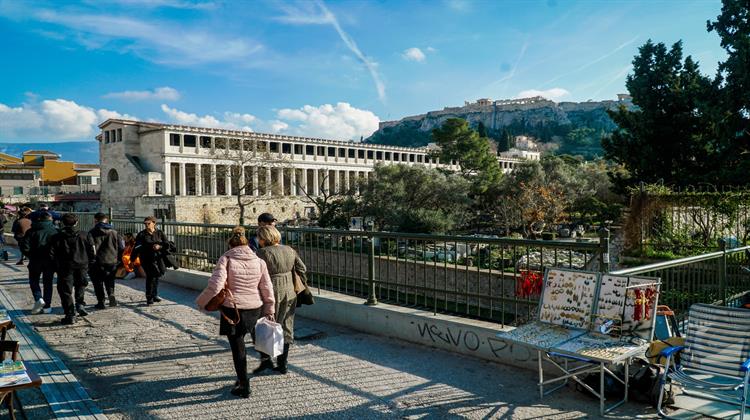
[109,218,606,327]
[611,243,750,320]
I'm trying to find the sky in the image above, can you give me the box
[0,0,727,143]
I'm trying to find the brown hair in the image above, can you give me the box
[256,225,281,246]
[228,226,248,248]
[144,216,157,223]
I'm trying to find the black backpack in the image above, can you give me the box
[628,359,673,407]
[57,232,90,268]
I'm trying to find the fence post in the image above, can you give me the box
[598,227,611,273]
[365,236,378,306]
[719,238,727,306]
[108,207,113,221]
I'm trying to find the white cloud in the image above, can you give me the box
[0,99,135,141]
[270,120,289,133]
[516,88,570,101]
[275,1,386,103]
[426,46,437,53]
[402,47,426,62]
[160,104,254,131]
[3,7,263,66]
[275,102,379,140]
[103,86,180,101]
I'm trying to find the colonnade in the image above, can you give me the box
[162,162,370,197]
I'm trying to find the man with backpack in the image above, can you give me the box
[12,207,32,265]
[19,211,58,314]
[51,213,91,324]
[88,212,124,309]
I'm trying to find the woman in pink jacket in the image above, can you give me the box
[196,226,275,398]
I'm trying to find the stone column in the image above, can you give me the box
[179,162,186,196]
[238,165,245,196]
[290,168,297,196]
[225,167,232,196]
[300,168,308,196]
[278,167,285,196]
[163,161,172,195]
[345,171,351,193]
[266,167,272,196]
[252,166,259,196]
[313,168,319,196]
[195,164,202,196]
[210,165,217,195]
[333,170,340,194]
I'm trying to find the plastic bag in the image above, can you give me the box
[254,318,284,358]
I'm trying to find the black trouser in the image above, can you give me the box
[89,263,117,303]
[57,268,87,317]
[28,260,54,306]
[145,274,161,301]
[228,333,248,386]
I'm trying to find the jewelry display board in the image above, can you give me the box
[498,321,587,350]
[593,274,628,334]
[539,269,598,330]
[621,277,660,340]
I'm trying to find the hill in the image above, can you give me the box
[0,141,99,164]
[367,96,631,159]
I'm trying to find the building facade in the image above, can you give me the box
[99,119,466,223]
[0,151,100,203]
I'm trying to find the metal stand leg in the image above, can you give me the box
[538,350,544,399]
[600,362,605,416]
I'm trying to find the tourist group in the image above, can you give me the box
[9,205,305,398]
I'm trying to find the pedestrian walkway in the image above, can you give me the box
[0,248,656,419]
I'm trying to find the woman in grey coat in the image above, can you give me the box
[253,225,306,374]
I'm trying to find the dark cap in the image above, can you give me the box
[258,213,277,224]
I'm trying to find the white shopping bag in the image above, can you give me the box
[254,318,284,358]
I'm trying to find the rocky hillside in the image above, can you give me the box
[366,96,629,158]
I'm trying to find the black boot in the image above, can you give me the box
[274,344,290,374]
[252,353,274,374]
[230,378,250,398]
[76,304,89,317]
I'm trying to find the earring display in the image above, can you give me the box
[539,269,597,330]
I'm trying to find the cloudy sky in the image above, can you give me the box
[0,0,725,142]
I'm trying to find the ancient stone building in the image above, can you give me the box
[98,119,467,224]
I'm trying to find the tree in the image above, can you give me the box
[477,121,488,138]
[297,172,357,229]
[498,128,512,152]
[209,138,289,225]
[602,40,716,190]
[358,164,472,233]
[707,0,750,185]
[431,118,502,186]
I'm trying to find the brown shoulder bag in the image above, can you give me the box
[205,256,240,325]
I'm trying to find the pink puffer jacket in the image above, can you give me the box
[195,246,275,314]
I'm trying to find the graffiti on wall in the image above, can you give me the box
[413,321,538,363]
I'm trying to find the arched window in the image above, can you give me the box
[108,168,119,182]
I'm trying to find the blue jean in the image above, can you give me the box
[28,261,55,306]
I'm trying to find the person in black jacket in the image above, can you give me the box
[130,216,169,305]
[88,212,124,309]
[19,211,58,314]
[51,213,91,324]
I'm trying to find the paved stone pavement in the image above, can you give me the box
[0,251,659,419]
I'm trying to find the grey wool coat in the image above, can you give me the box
[257,244,307,343]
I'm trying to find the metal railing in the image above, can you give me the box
[109,218,606,326]
[611,243,750,320]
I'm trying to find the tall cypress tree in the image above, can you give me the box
[707,0,750,185]
[602,40,716,190]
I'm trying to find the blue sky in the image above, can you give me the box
[0,0,726,143]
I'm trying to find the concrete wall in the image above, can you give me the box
[162,268,540,371]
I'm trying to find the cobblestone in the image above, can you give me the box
[0,250,657,419]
